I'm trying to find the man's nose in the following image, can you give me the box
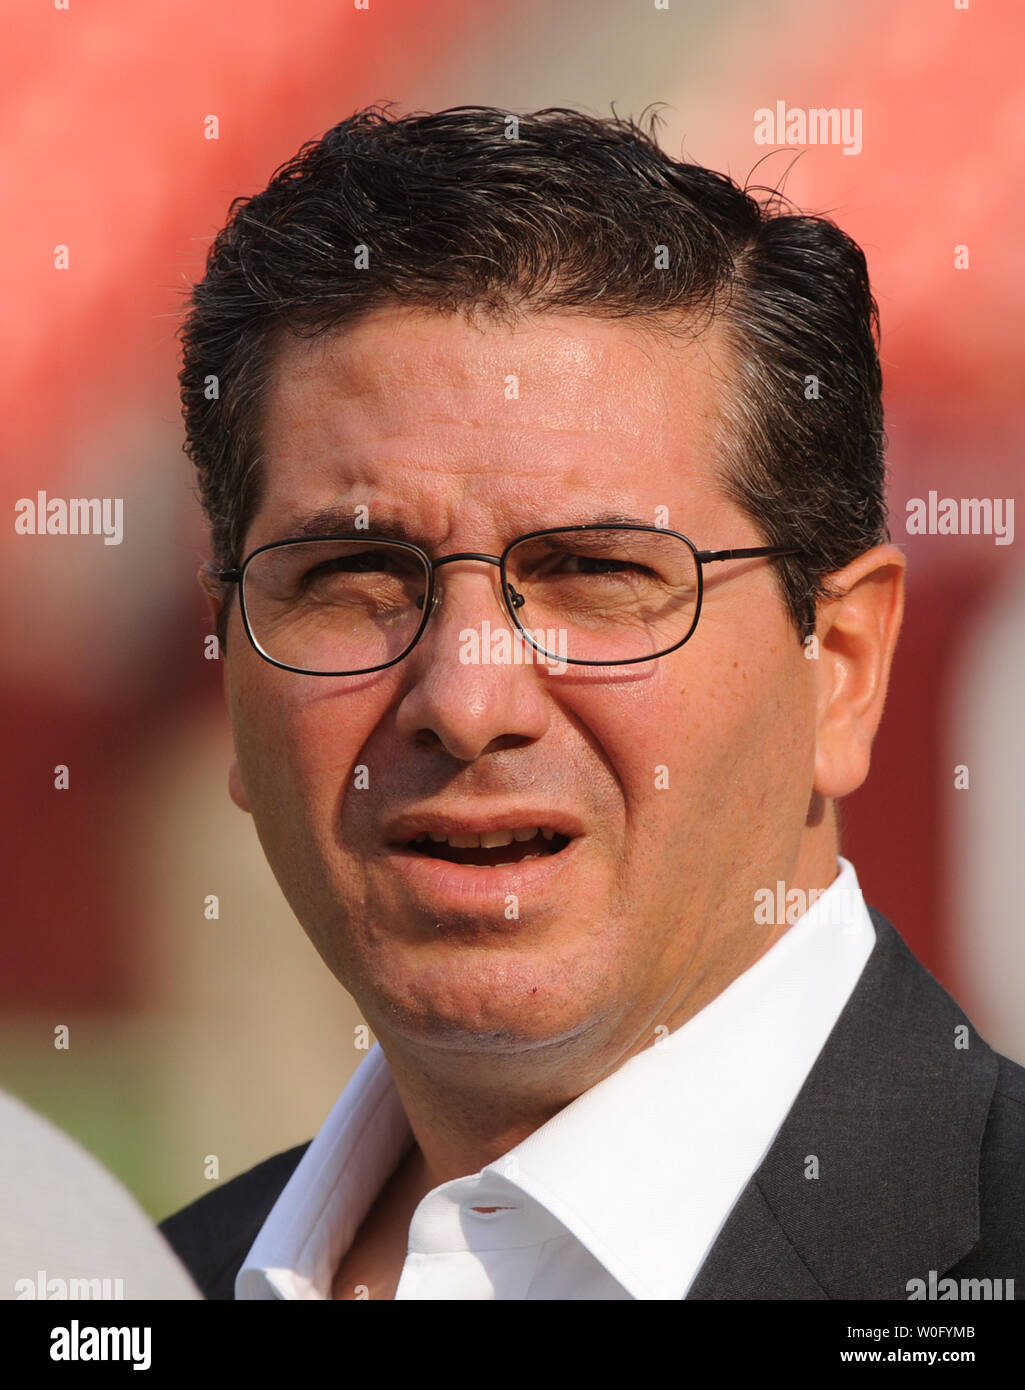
[393,566,552,761]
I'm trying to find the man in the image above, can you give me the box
[160,104,1025,1300]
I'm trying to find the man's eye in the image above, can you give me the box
[302,553,396,583]
[543,552,647,579]
[559,555,636,575]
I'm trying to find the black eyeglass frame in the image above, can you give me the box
[217,523,801,676]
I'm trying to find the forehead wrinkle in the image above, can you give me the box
[272,498,662,551]
[279,385,656,447]
[270,314,680,441]
[276,321,484,400]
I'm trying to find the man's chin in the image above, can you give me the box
[358,968,605,1061]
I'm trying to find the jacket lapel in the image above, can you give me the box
[688,908,998,1300]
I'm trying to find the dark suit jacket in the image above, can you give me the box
[160,908,1025,1299]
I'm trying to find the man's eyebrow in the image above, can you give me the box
[277,507,653,544]
[282,509,421,543]
[588,511,651,528]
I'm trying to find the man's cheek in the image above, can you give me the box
[230,705,309,837]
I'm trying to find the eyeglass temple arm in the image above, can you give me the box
[695,546,799,565]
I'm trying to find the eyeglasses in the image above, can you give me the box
[216,524,799,676]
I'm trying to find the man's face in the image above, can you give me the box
[220,304,820,1078]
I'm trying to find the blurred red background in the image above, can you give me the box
[2,0,1022,1215]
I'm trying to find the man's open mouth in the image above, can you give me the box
[403,828,572,868]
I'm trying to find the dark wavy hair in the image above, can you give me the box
[179,103,888,648]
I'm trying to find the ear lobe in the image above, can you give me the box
[228,760,251,813]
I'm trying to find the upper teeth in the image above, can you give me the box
[414,827,556,847]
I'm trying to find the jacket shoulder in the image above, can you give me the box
[948,1049,1025,1290]
[159,1142,311,1300]
[865,910,1025,1287]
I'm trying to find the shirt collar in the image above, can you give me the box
[236,1044,411,1299]
[238,856,874,1300]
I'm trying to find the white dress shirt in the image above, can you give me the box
[237,855,875,1300]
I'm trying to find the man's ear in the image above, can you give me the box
[197,564,251,814]
[197,563,224,635]
[811,543,906,801]
[198,561,234,676]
